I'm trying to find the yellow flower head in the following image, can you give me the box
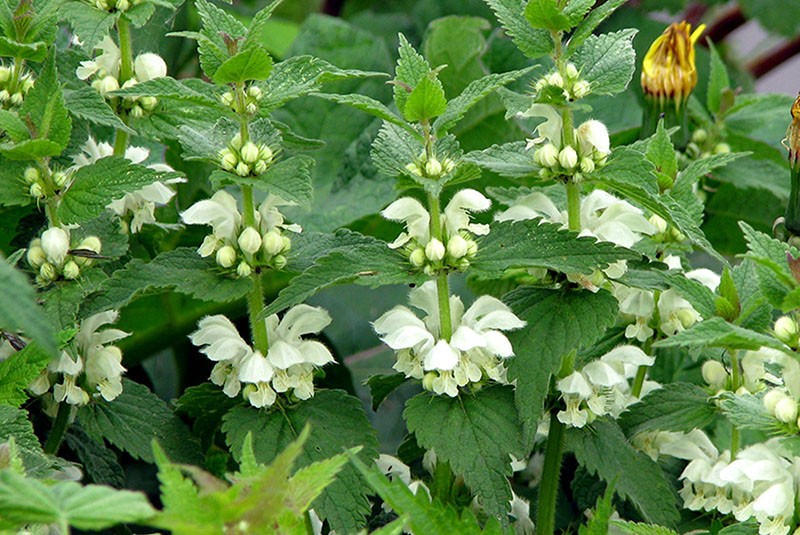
[641,21,706,107]
[786,93,800,167]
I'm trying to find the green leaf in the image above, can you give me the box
[18,47,70,151]
[0,259,57,357]
[78,379,203,464]
[174,383,240,441]
[0,37,46,61]
[261,235,423,317]
[212,45,273,84]
[393,34,432,117]
[0,138,62,159]
[472,219,640,278]
[740,221,797,290]
[0,406,49,474]
[57,157,183,225]
[222,390,379,534]
[63,87,135,134]
[505,287,618,446]
[580,485,614,535]
[0,342,50,407]
[573,29,637,95]
[109,76,221,108]
[366,373,407,411]
[64,426,125,488]
[567,0,627,55]
[243,0,283,51]
[612,521,680,535]
[59,1,116,50]
[0,110,29,141]
[404,386,523,524]
[483,0,553,59]
[619,383,715,436]
[310,93,414,134]
[433,67,535,135]
[209,154,314,209]
[594,146,659,195]
[191,0,246,78]
[463,141,537,178]
[645,122,677,182]
[566,420,680,527]
[403,75,448,122]
[524,0,572,31]
[719,393,787,434]
[81,248,253,317]
[706,41,730,115]
[653,316,789,352]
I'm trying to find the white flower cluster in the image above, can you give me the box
[0,62,34,107]
[497,189,656,286]
[92,0,143,12]
[30,311,128,406]
[373,281,525,397]
[405,155,456,180]
[27,227,102,285]
[220,85,263,116]
[640,430,798,535]
[533,62,591,101]
[556,345,656,428]
[520,104,610,180]
[76,36,166,116]
[72,137,183,233]
[181,190,298,276]
[219,134,274,177]
[382,189,489,274]
[189,306,334,408]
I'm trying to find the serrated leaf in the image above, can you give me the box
[371,121,425,179]
[403,75,447,122]
[472,219,640,278]
[619,383,715,436]
[366,373,407,411]
[580,485,614,535]
[64,426,125,488]
[740,221,797,289]
[524,0,571,31]
[59,2,116,50]
[209,154,314,209]
[0,138,62,159]
[566,420,680,527]
[393,34,431,116]
[463,141,537,178]
[0,258,57,357]
[483,0,553,59]
[311,92,414,134]
[645,122,677,181]
[404,386,523,524]
[191,0,246,78]
[18,47,70,151]
[63,86,135,134]
[0,110,28,141]
[0,342,50,407]
[212,45,273,85]
[707,41,730,115]
[433,67,535,135]
[261,235,423,317]
[109,76,221,108]
[573,29,637,95]
[612,521,680,535]
[78,379,202,464]
[504,287,618,446]
[222,390,379,533]
[57,157,183,224]
[243,0,282,50]
[653,316,789,352]
[719,393,786,434]
[80,248,253,317]
[0,406,49,474]
[566,0,630,55]
[174,383,240,441]
[0,37,46,61]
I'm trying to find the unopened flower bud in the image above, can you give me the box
[63,261,80,280]
[27,245,46,268]
[246,102,257,115]
[425,238,445,262]
[701,360,727,388]
[53,172,69,189]
[230,133,243,150]
[23,167,39,184]
[280,236,291,253]
[262,230,283,256]
[713,143,731,154]
[545,72,564,88]
[79,236,102,253]
[247,86,262,100]
[456,257,470,271]
[272,254,287,270]
[579,157,595,174]
[775,396,798,423]
[0,90,8,102]
[466,239,478,257]
[558,146,578,170]
[258,145,273,164]
[572,80,590,99]
[422,371,437,391]
[240,142,259,164]
[536,143,559,168]
[443,159,456,174]
[39,263,56,281]
[10,92,22,105]
[405,163,421,176]
[238,227,262,255]
[446,235,468,259]
[0,66,9,83]
[140,96,157,110]
[29,182,43,199]
[764,389,787,413]
[691,129,708,143]
[565,63,578,79]
[236,262,252,278]
[220,92,234,106]
[649,214,668,235]
[216,245,236,268]
[409,247,426,267]
[235,162,250,177]
[220,148,237,171]
[129,105,144,118]
[116,0,129,11]
[134,53,167,82]
[775,316,799,345]
[425,158,443,177]
[676,308,698,329]
[95,75,119,95]
[41,227,69,266]
[253,160,267,175]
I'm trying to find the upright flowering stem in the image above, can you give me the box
[631,337,654,398]
[113,17,133,156]
[43,402,71,455]
[729,348,741,457]
[427,191,453,340]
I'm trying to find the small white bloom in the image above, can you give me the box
[189,315,252,362]
[41,227,70,266]
[240,141,260,164]
[382,197,430,249]
[181,190,242,241]
[133,53,167,82]
[702,360,728,389]
[576,119,610,158]
[425,238,445,262]
[535,143,559,167]
[237,227,262,255]
[443,189,491,238]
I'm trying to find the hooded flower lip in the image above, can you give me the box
[641,21,706,106]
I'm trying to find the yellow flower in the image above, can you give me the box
[641,21,706,108]
[786,93,800,167]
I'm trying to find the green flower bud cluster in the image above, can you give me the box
[406,231,478,276]
[81,49,166,117]
[685,128,731,161]
[23,167,70,201]
[534,63,591,102]
[648,214,686,244]
[533,119,609,182]
[27,228,102,285]
[220,85,263,116]
[93,0,143,12]
[763,388,800,427]
[0,64,35,108]
[120,78,159,118]
[405,155,456,180]
[212,225,291,276]
[219,134,274,177]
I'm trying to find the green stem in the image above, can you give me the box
[248,271,269,354]
[631,339,653,398]
[566,180,581,232]
[427,192,453,340]
[8,57,23,94]
[786,165,800,235]
[43,402,71,455]
[235,83,250,142]
[112,117,129,157]
[241,185,256,227]
[729,349,741,457]
[117,17,133,85]
[537,414,566,535]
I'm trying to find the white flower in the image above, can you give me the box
[257,194,302,234]
[84,346,125,401]
[658,289,701,336]
[264,304,334,370]
[576,119,610,157]
[133,53,167,82]
[442,189,491,238]
[510,491,535,535]
[189,315,252,363]
[41,227,70,266]
[75,36,120,80]
[520,103,563,148]
[181,190,242,244]
[382,197,430,249]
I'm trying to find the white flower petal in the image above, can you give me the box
[423,340,459,371]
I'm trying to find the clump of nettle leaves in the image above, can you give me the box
[0,0,799,533]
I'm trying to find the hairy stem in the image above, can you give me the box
[113,18,133,156]
[248,271,269,354]
[537,415,566,535]
[43,402,71,455]
[631,339,654,398]
[566,180,581,232]
[427,192,453,340]
[729,349,741,457]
